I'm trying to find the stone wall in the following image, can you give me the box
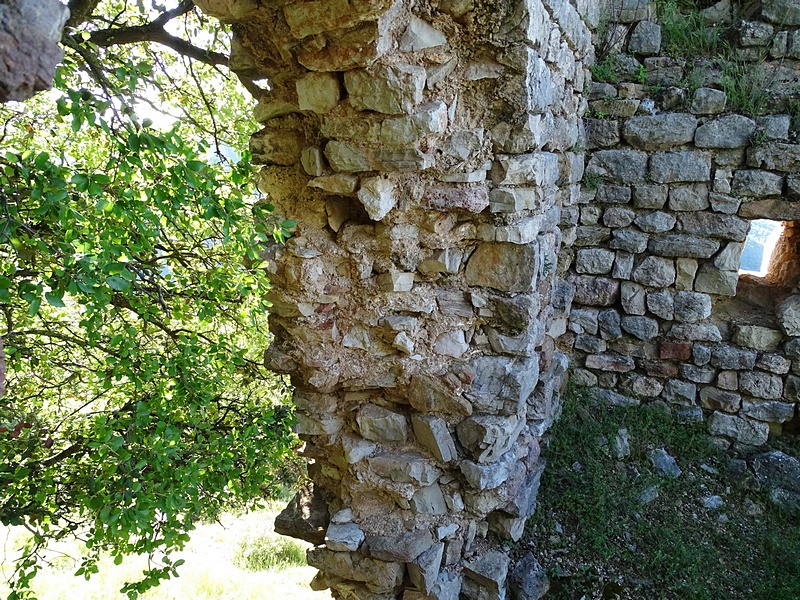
[563,0,800,449]
[197,0,593,597]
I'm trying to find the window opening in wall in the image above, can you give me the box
[740,219,784,277]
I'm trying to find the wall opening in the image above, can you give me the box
[740,219,784,278]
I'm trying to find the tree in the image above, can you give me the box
[0,2,297,597]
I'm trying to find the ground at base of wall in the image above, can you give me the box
[520,388,800,600]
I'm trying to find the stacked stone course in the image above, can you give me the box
[195,0,592,597]
[564,0,800,449]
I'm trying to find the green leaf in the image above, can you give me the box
[45,291,65,307]
[27,297,41,316]
[106,276,131,292]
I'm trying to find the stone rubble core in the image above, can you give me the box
[194,0,592,597]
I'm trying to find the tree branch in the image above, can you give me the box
[72,2,229,68]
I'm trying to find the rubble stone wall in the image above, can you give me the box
[563,0,800,450]
[198,0,593,597]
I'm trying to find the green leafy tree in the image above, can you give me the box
[0,2,297,597]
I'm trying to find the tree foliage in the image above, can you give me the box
[0,2,296,597]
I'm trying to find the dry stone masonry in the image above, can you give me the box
[190,0,800,596]
[566,0,800,449]
[195,0,592,597]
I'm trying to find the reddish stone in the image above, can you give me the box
[659,341,692,360]
[642,360,679,377]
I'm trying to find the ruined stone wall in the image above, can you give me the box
[196,0,593,597]
[563,0,800,449]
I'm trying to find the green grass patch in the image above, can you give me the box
[234,534,307,572]
[525,386,800,599]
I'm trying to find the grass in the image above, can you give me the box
[658,0,723,58]
[0,505,331,600]
[523,386,800,599]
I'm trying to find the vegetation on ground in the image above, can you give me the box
[524,386,800,600]
[0,507,330,600]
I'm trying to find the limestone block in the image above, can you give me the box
[250,130,302,165]
[742,400,796,423]
[621,315,659,340]
[367,529,436,563]
[747,142,800,173]
[585,149,648,183]
[464,551,511,595]
[433,330,469,358]
[733,326,783,351]
[345,63,426,114]
[377,272,415,292]
[668,184,710,211]
[457,415,524,464]
[762,0,800,24]
[693,264,737,296]
[422,185,490,213]
[633,184,668,209]
[595,185,631,204]
[732,170,784,197]
[575,248,615,274]
[357,404,408,442]
[613,252,635,280]
[254,100,299,122]
[408,374,472,417]
[777,296,800,336]
[632,256,676,287]
[675,258,698,291]
[400,16,447,52]
[755,115,791,141]
[644,57,685,85]
[296,72,341,114]
[739,371,783,400]
[300,146,325,177]
[491,152,559,186]
[785,374,800,401]
[341,434,377,463]
[382,101,448,145]
[622,282,646,315]
[603,207,636,228]
[679,213,749,241]
[598,308,621,341]
[635,211,676,233]
[407,542,445,595]
[590,98,640,118]
[465,243,538,293]
[649,234,719,258]
[575,226,612,246]
[585,354,635,372]
[283,0,394,39]
[410,484,448,515]
[710,344,756,368]
[459,449,520,490]
[649,151,711,183]
[673,291,712,323]
[628,20,661,55]
[326,522,366,552]
[700,386,741,412]
[710,192,740,214]
[740,197,800,220]
[466,356,539,416]
[681,364,715,383]
[586,118,620,149]
[358,176,396,220]
[695,114,756,148]
[756,353,790,374]
[489,187,544,213]
[707,412,769,446]
[412,415,457,463]
[609,229,649,253]
[311,174,359,195]
[713,242,744,270]
[690,87,727,114]
[622,113,697,150]
[570,275,620,306]
[368,452,441,486]
[307,548,404,592]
